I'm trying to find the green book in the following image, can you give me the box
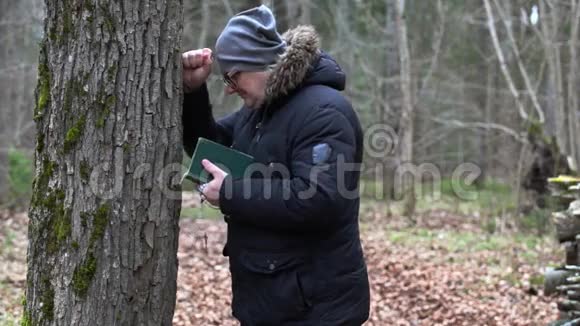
[181,137,254,184]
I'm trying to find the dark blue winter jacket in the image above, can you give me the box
[182,25,370,326]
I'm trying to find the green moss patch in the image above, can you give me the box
[45,190,72,254]
[61,0,73,42]
[63,80,74,114]
[72,253,97,297]
[20,297,32,326]
[89,203,110,249]
[95,95,116,128]
[99,3,117,35]
[80,212,90,228]
[107,63,117,83]
[84,0,95,14]
[36,133,45,153]
[48,25,58,42]
[34,46,51,122]
[71,203,110,298]
[40,277,54,321]
[30,177,72,254]
[63,78,89,116]
[79,160,91,182]
[54,208,72,242]
[31,158,57,208]
[20,310,32,326]
[64,115,86,153]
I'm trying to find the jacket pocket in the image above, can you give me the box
[230,250,312,324]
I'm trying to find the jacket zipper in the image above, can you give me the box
[255,121,262,143]
[254,105,269,143]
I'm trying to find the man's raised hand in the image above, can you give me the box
[182,48,213,93]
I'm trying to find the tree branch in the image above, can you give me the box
[482,0,529,121]
[417,0,446,102]
[491,0,545,123]
[431,117,527,143]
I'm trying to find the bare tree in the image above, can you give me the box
[480,0,579,211]
[298,0,311,25]
[567,0,580,171]
[483,0,530,122]
[198,0,211,49]
[394,0,416,216]
[24,0,184,324]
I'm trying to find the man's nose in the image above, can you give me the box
[225,85,236,95]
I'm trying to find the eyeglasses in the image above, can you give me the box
[222,71,239,90]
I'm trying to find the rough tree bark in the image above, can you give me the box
[24,0,184,325]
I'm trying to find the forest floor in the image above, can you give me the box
[0,192,563,325]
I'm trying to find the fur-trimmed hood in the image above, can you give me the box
[264,25,346,106]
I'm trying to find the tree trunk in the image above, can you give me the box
[480,56,497,184]
[24,0,184,325]
[540,0,568,162]
[197,0,211,49]
[483,0,528,122]
[270,0,289,33]
[298,0,311,25]
[382,0,402,203]
[240,0,262,11]
[395,0,415,216]
[567,0,580,171]
[384,0,401,132]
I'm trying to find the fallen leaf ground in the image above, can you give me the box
[0,195,563,325]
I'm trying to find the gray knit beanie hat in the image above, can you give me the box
[215,5,287,74]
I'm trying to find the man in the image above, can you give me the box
[182,5,370,325]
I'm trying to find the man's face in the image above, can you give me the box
[225,71,270,109]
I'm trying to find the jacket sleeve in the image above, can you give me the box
[182,84,240,157]
[218,105,359,232]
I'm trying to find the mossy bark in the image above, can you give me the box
[25,0,184,325]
